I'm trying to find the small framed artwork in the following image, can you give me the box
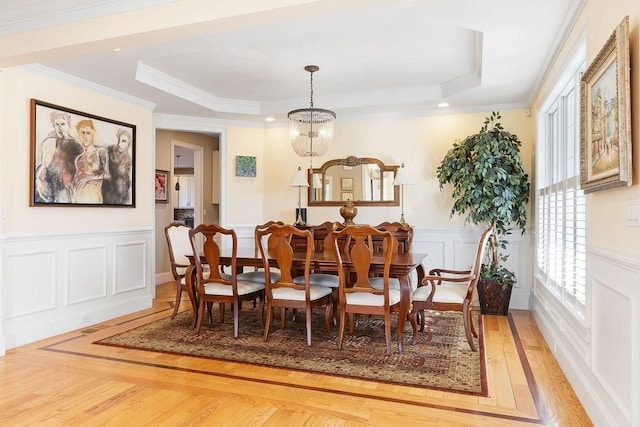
[341,192,354,201]
[341,177,354,191]
[580,16,632,193]
[30,99,136,207]
[155,170,169,203]
[236,155,257,177]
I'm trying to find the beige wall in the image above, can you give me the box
[226,126,268,226]
[0,67,153,235]
[531,1,640,256]
[264,110,535,228]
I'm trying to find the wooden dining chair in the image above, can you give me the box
[189,224,265,337]
[369,221,414,292]
[330,225,400,355]
[293,221,344,324]
[257,223,333,346]
[233,220,285,284]
[164,222,193,319]
[409,224,494,351]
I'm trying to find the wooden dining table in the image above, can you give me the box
[185,247,427,353]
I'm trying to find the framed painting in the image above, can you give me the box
[580,16,631,193]
[341,177,354,191]
[341,192,354,201]
[236,155,257,177]
[155,170,169,203]
[30,99,136,206]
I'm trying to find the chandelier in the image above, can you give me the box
[288,65,336,166]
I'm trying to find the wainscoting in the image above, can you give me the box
[1,228,154,352]
[532,247,640,427]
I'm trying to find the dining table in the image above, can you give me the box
[185,247,427,353]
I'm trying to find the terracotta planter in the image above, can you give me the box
[477,279,512,315]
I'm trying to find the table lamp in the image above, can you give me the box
[290,166,310,226]
[393,163,412,226]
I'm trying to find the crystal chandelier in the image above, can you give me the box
[288,65,336,167]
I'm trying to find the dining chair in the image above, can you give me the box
[330,225,400,355]
[257,223,333,346]
[369,221,414,292]
[233,220,284,284]
[164,222,193,319]
[293,221,344,324]
[189,224,265,337]
[409,224,494,351]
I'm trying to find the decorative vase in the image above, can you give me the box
[339,200,357,225]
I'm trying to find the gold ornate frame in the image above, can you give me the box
[579,16,631,193]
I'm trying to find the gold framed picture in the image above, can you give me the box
[341,177,353,191]
[579,16,632,193]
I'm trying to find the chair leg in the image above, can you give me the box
[331,289,338,326]
[233,299,240,338]
[219,302,225,323]
[263,304,273,342]
[195,299,206,334]
[324,300,332,333]
[409,309,419,345]
[337,309,347,350]
[384,311,392,356]
[256,294,265,327]
[469,309,478,338]
[462,301,477,352]
[171,282,183,319]
[305,306,312,346]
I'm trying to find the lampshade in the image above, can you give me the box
[312,174,323,188]
[393,163,412,186]
[290,166,310,187]
[289,65,336,160]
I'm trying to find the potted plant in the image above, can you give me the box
[436,112,530,315]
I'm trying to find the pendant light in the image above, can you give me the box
[288,65,336,169]
[175,155,181,191]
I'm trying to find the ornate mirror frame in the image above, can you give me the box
[307,156,400,207]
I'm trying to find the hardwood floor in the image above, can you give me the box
[0,283,592,426]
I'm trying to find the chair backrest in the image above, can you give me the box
[164,222,193,280]
[313,221,344,253]
[189,223,237,290]
[253,221,285,256]
[466,224,495,299]
[331,225,394,298]
[374,221,413,254]
[256,223,313,297]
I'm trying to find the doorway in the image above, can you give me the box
[172,141,202,228]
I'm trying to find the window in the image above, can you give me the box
[536,45,587,318]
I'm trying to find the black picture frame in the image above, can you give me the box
[30,99,136,207]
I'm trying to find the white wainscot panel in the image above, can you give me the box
[5,251,56,317]
[1,228,154,350]
[68,247,107,305]
[592,264,635,424]
[114,241,147,294]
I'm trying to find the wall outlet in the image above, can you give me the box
[627,199,640,227]
[80,315,91,324]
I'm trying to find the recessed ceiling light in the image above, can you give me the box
[113,48,121,52]
[438,102,449,108]
[265,116,275,122]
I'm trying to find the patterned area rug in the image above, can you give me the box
[95,308,487,395]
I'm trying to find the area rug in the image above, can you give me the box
[95,308,487,396]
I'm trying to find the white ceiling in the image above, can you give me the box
[0,0,582,125]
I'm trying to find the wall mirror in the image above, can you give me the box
[307,156,399,206]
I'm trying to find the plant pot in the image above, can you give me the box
[477,278,512,315]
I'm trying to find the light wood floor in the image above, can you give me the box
[0,283,592,426]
